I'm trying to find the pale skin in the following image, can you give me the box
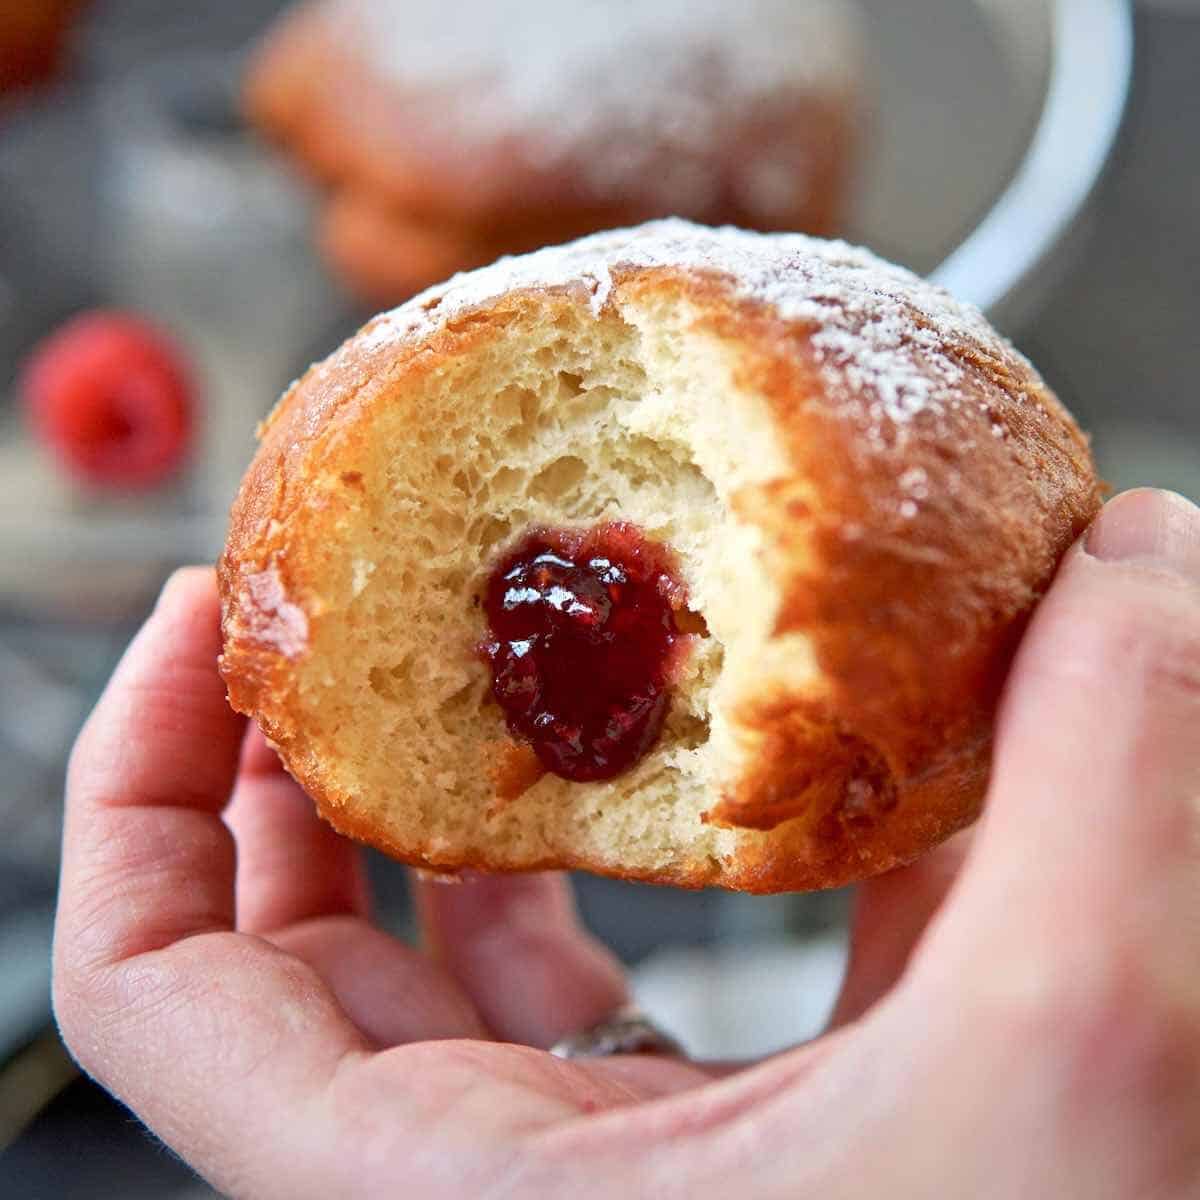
[53,487,1200,1199]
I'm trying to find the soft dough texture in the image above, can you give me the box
[244,0,861,303]
[219,220,1102,892]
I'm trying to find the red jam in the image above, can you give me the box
[480,523,687,783]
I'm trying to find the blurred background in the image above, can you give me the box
[0,0,1196,1194]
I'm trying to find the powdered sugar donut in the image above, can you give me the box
[219,221,1101,892]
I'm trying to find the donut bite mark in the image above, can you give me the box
[219,220,1102,892]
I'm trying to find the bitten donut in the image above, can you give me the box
[219,220,1102,893]
[244,0,862,303]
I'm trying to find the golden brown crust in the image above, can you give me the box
[219,230,1102,893]
[244,727,988,893]
[689,288,1100,889]
[243,1,857,303]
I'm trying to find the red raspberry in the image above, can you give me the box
[20,311,194,491]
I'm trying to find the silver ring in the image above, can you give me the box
[549,1005,684,1060]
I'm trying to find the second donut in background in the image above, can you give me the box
[244,0,864,304]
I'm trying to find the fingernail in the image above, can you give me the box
[1085,488,1200,579]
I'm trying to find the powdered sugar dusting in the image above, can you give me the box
[335,0,860,213]
[359,218,1028,435]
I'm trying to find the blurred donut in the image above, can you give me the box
[245,0,863,302]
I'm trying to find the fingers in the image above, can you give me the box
[829,830,973,1028]
[56,567,245,973]
[272,916,489,1046]
[415,872,629,1048]
[225,734,498,1046]
[226,727,371,935]
[915,489,1200,1015]
[53,570,367,1192]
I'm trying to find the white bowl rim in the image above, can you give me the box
[931,0,1134,320]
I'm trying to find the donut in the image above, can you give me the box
[218,220,1102,892]
[244,0,863,304]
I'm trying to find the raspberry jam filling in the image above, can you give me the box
[480,522,689,783]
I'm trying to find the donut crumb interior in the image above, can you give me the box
[285,288,802,879]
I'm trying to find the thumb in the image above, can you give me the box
[917,488,1200,1010]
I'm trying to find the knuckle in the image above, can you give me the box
[64,715,100,793]
[1081,591,1200,703]
[51,957,112,1077]
[1038,586,1200,729]
[1129,630,1200,707]
[990,949,1200,1114]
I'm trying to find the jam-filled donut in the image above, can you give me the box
[218,220,1102,892]
[244,0,863,304]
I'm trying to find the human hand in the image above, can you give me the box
[53,488,1200,1198]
